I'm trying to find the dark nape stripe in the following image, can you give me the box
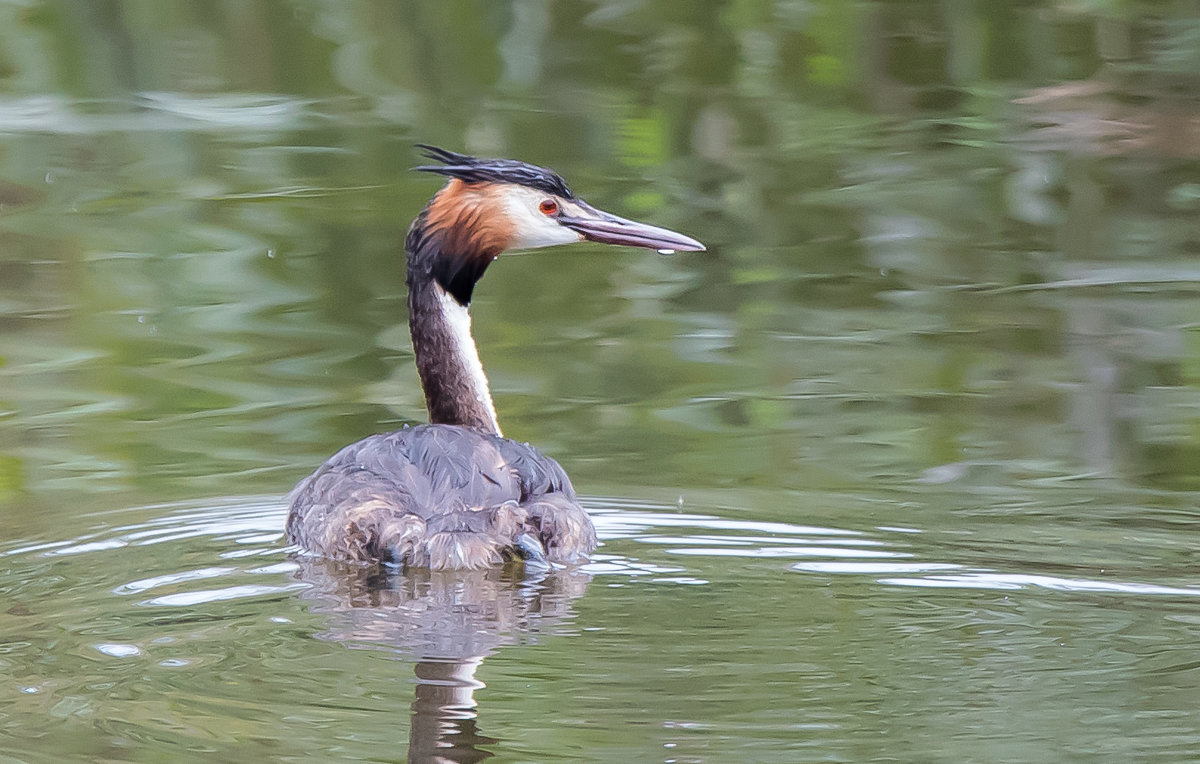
[406,209,495,307]
[431,250,491,306]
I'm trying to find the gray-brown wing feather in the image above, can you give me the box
[285,424,596,568]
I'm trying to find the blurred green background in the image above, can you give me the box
[1,1,1196,516]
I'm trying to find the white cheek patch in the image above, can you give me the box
[503,187,582,250]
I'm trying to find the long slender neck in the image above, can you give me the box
[406,213,502,435]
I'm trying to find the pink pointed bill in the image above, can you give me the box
[559,202,705,254]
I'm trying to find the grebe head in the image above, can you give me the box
[413,145,704,272]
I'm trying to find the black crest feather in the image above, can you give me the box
[414,144,574,199]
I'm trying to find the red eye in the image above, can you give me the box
[538,199,558,215]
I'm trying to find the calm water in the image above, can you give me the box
[3,2,1200,762]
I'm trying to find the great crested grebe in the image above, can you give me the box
[286,146,704,569]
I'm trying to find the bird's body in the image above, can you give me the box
[285,146,703,569]
[286,424,589,568]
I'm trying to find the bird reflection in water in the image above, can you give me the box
[294,559,591,763]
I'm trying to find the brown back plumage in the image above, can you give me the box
[286,424,596,569]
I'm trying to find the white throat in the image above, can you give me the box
[435,284,501,435]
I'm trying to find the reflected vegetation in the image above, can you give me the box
[0,1,1197,507]
[1,1,1200,762]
